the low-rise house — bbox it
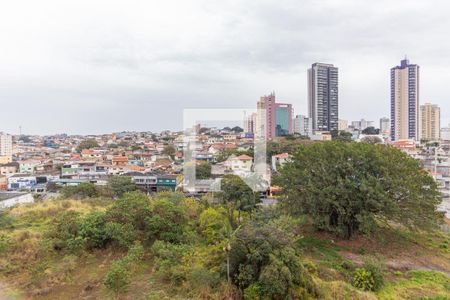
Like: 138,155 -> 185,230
112,155 -> 129,166
19,160 -> 40,174
229,154 -> 253,173
223,134 -> 238,142
156,174 -> 182,192
81,149 -> 95,159
0,162 -> 19,176
208,143 -> 237,156
61,162 -> 108,179
391,139 -> 417,154
35,161 -> 54,174
8,174 -> 37,191
126,172 -> 158,192
207,137 -> 224,145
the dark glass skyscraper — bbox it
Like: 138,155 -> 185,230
308,63 -> 339,133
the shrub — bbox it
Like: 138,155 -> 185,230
303,260 -> 318,275
186,266 -> 220,291
78,211 -> 109,249
106,191 -> 151,231
49,211 -> 80,250
244,284 -> 262,300
104,260 -> 131,294
146,199 -> 187,243
340,260 -> 354,271
362,256 -> 384,291
199,207 -> 229,243
66,236 -> 86,254
122,241 -> 144,265
104,222 -> 137,249
230,222 -> 318,299
353,268 -> 375,291
151,240 -> 191,284
104,242 -> 144,294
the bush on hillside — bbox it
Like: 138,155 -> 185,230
104,242 -> 144,295
106,191 -> 151,231
104,222 -> 137,249
229,220 -> 318,299
104,259 -> 131,294
146,199 -> 187,243
353,268 -> 375,291
352,257 -> 385,292
78,211 -> 109,249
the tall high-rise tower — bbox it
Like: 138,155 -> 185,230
390,58 -> 419,141
308,63 -> 339,133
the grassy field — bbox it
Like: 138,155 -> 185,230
0,198 -> 449,300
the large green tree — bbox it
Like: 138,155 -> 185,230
278,142 -> 443,238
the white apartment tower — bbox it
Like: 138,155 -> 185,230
0,132 -> 13,157
293,115 -> 313,137
390,58 -> 419,141
379,117 -> 390,135
420,103 -> 440,141
243,112 -> 257,134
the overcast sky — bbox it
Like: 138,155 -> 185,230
1,0 -> 449,135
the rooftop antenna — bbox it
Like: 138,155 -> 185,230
19,125 -> 22,136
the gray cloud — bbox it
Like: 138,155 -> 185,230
0,0 -> 449,134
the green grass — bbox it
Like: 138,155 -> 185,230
295,235 -> 360,283
377,270 -> 450,300
296,236 -> 343,260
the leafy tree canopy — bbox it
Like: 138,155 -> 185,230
331,130 -> 353,142
278,142 -> 443,238
231,126 -> 243,133
362,126 -> 380,135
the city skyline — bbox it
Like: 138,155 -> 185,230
1,1 -> 450,135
